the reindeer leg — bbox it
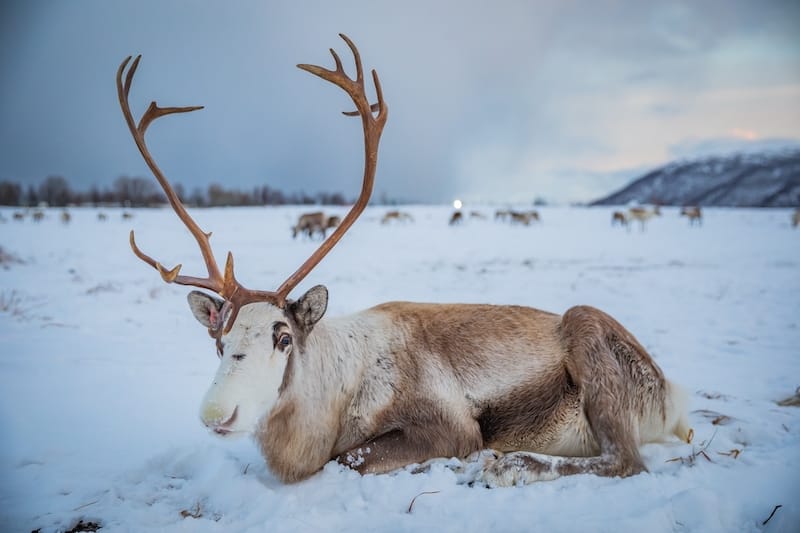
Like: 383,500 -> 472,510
479,305 -> 653,487
478,386 -> 646,487
337,430 -> 433,474
478,401 -> 646,487
337,413 -> 483,475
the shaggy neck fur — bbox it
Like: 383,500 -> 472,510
256,312 -> 386,482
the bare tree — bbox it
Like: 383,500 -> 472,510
114,176 -> 163,206
0,181 -> 21,206
38,176 -> 72,206
24,185 -> 38,207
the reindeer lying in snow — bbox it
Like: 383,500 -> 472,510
117,36 -> 690,487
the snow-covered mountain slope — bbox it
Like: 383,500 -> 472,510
592,149 -> 800,207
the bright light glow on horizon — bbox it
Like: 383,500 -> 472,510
731,128 -> 758,141
453,199 -> 463,209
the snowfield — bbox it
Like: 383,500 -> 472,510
1,205 -> 799,532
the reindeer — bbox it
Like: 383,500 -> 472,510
680,206 -> 702,226
509,211 -> 535,226
12,211 -> 25,221
32,210 -> 45,222
611,211 -> 628,228
292,211 -> 324,239
122,211 -> 134,220
494,209 -> 510,222
97,212 -> 108,221
792,208 -> 799,228
292,211 -> 326,239
449,210 -> 464,225
627,205 -> 661,231
117,35 -> 689,487
60,210 -> 72,224
381,210 -> 414,224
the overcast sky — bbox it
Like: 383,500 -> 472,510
1,1 -> 798,204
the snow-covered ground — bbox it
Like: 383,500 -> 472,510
1,205 -> 799,532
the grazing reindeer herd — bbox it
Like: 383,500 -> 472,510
115,35 -> 693,488
445,208 -> 541,226
4,209 -> 129,223
611,205 -> 707,231
367,203 -> 795,232
611,205 -> 661,231
9,204 -> 793,234
495,209 -> 541,225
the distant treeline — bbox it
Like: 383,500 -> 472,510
0,176 -> 354,207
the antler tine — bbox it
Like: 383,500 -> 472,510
329,48 -> 345,75
122,55 -> 139,100
116,55 -> 226,294
280,34 -> 388,302
340,33 -> 364,84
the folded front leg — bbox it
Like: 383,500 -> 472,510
338,416 -> 483,475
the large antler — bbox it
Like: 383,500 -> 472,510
284,34 -> 388,298
117,34 -> 387,333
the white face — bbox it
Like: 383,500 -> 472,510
196,301 -> 295,437
187,286 -> 328,438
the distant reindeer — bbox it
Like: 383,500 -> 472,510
60,210 -> 71,224
13,211 -> 25,221
497,210 -> 539,225
509,210 -> 537,226
32,210 -> 45,222
381,210 -> 413,224
469,211 -> 487,220
292,211 -> 326,239
627,206 -> 661,231
494,209 -> 510,222
680,206 -> 702,226
122,211 -> 134,220
449,210 -> 464,225
611,211 -> 629,228
97,212 -> 108,221
792,208 -> 799,228
119,35 -> 689,487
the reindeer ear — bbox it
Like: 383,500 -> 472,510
187,291 -> 225,328
289,285 -> 328,330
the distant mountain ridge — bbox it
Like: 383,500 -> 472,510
591,149 -> 800,207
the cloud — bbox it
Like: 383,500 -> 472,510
669,136 -> 800,160
1,0 -> 799,204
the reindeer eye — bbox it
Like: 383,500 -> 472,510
279,334 -> 292,347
